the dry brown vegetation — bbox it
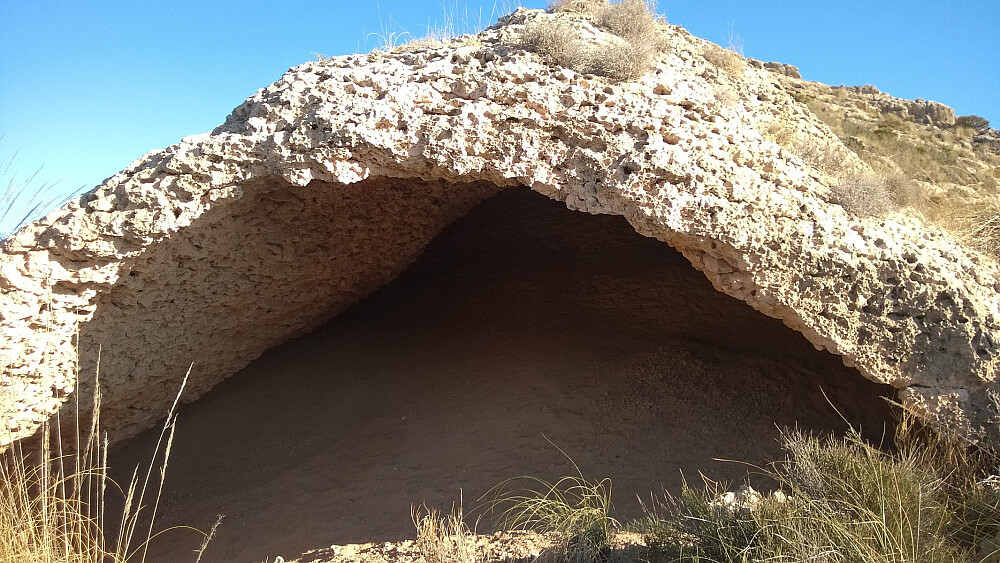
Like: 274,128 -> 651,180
770,79 -> 1000,259
703,44 -> 746,78
549,0 -> 609,12
827,172 -> 896,218
517,0 -> 667,81
0,369 -> 213,563
411,503 -> 480,563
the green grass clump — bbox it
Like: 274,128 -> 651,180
486,449 -> 618,563
638,418 -> 1000,562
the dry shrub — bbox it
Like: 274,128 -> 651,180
798,141 -> 854,179
763,114 -> 855,179
704,44 -> 746,77
518,20 -> 586,69
549,0 -> 609,12
584,39 -> 657,81
828,172 -> 896,217
956,114 -> 991,135
412,503 -> 480,563
595,0 -> 659,42
879,169 -> 922,208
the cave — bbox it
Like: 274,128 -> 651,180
107,186 -> 895,562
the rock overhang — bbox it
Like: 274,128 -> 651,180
1,8 -> 999,448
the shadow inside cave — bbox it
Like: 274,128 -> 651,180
108,187 -> 896,563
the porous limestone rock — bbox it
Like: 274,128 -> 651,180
1,8 -> 999,448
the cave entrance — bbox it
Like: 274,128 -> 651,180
110,187 -> 895,562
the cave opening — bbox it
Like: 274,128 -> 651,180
109,186 -> 895,562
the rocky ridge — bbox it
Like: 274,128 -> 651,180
1,7 -> 999,449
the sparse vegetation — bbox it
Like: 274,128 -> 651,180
461,413 -> 1000,563
550,0 -> 609,13
798,90 -> 1000,194
516,0 -> 666,81
637,417 -> 1000,562
373,1 -> 523,54
771,80 -> 1000,255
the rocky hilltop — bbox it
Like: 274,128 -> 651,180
1,3 -> 999,454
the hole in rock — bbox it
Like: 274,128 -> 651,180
109,187 -> 895,562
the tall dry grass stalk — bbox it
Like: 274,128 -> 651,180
1,145 -> 84,241
0,359 -> 212,562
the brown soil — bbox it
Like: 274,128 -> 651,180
109,187 -> 895,562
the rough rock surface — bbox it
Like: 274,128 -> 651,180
1,8 -> 999,448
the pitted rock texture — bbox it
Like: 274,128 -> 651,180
1,8 -> 999,447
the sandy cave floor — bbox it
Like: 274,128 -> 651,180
108,188 -> 896,562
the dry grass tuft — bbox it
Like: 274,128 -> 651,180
1,150 -> 83,241
392,37 -> 446,53
763,117 -> 797,148
935,196 -> 1000,256
485,441 -> 618,563
412,502 -> 480,563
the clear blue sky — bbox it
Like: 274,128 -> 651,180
1,1 -> 997,235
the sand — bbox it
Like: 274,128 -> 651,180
108,188 -> 895,562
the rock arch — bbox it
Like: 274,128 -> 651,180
2,9 -> 998,450
108,186 -> 895,560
